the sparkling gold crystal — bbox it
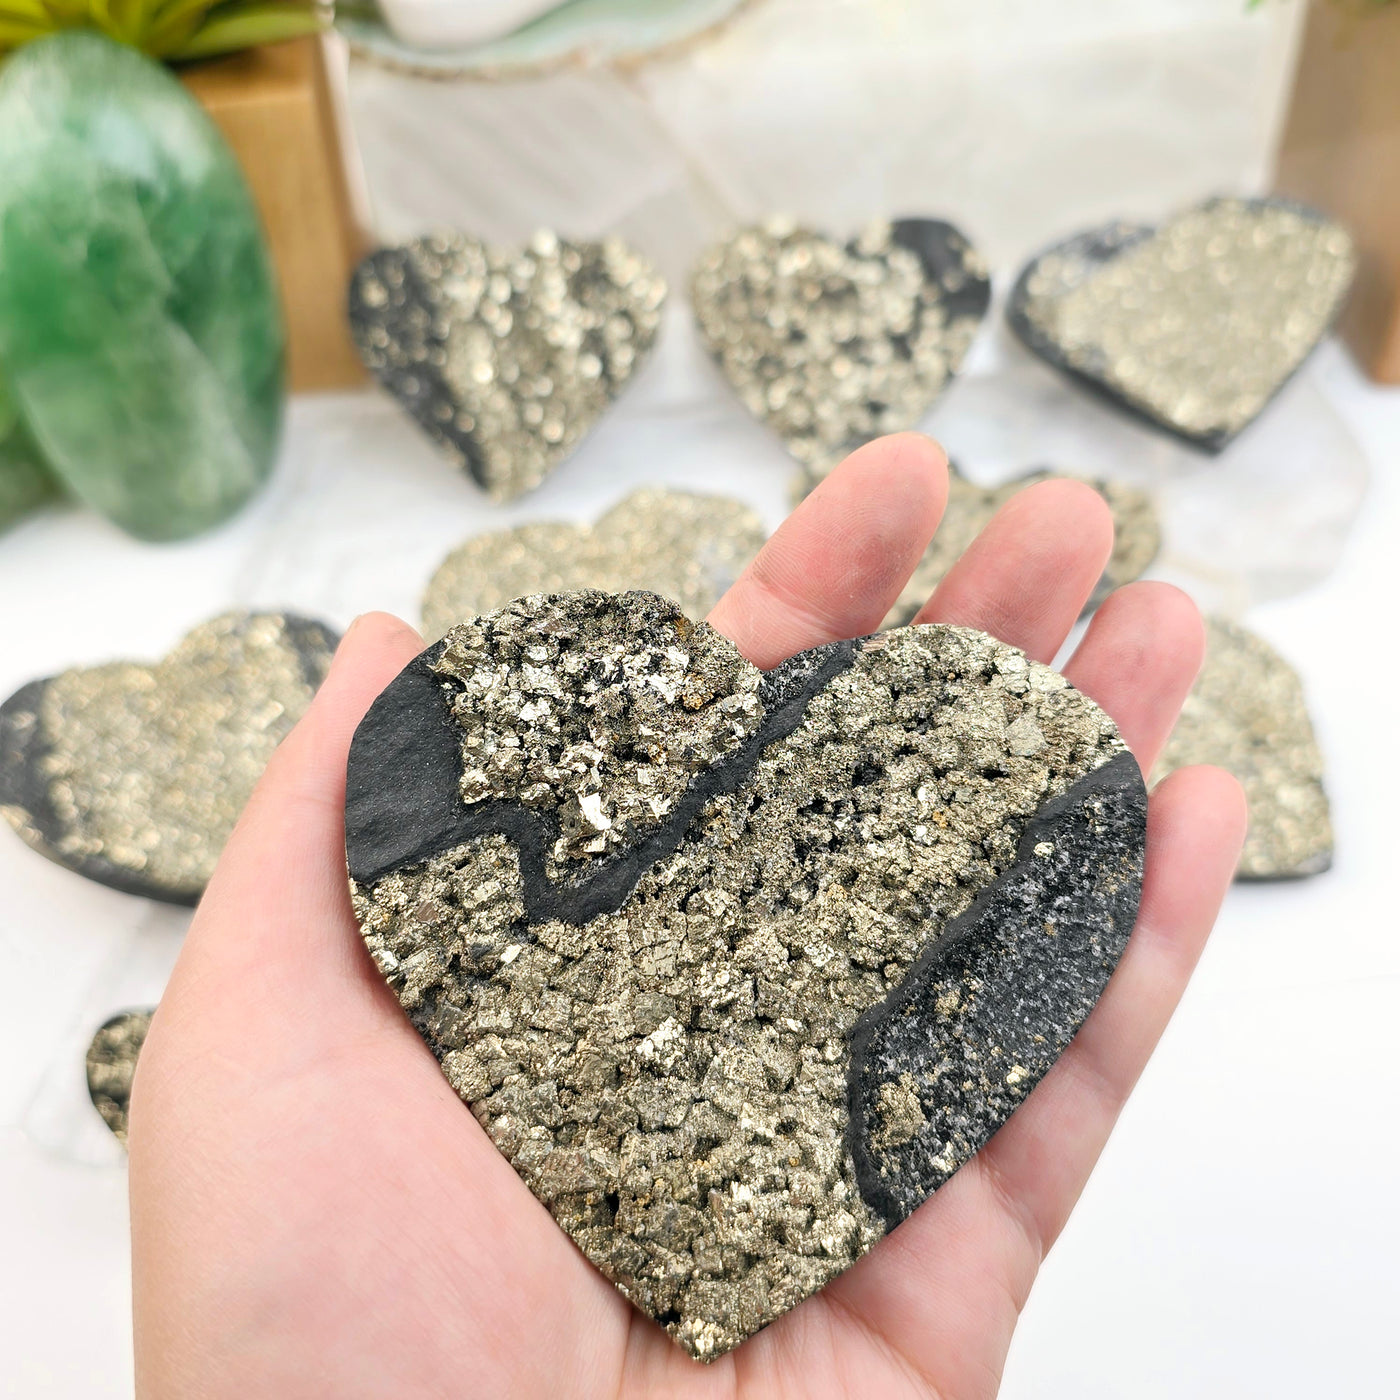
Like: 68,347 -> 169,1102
429,595 -> 764,870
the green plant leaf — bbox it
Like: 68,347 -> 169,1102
0,0 -> 322,53
167,2 -> 320,58
144,11 -> 203,53
0,14 -> 50,40
39,0 -> 96,20
109,0 -> 154,43
143,0 -> 220,54
0,0 -> 52,23
148,0 -> 218,29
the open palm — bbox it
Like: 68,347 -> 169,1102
129,434 -> 1245,1399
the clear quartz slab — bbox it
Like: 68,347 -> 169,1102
923,329 -> 1369,617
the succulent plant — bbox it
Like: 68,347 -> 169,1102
0,0 -> 324,62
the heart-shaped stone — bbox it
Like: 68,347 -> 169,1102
349,231 -> 667,502
692,218 -> 990,488
87,1008 -> 153,1143
345,592 -> 1146,1360
420,488 -> 766,640
1155,616 -> 1330,879
881,464 -> 1161,629
1007,197 -> 1356,451
0,612 -> 338,904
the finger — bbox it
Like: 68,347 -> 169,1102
1062,581 -> 1205,772
914,478 -> 1113,662
709,432 -> 948,668
185,612 -> 423,981
819,765 -> 1246,1396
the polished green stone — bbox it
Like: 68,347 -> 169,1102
0,33 -> 284,542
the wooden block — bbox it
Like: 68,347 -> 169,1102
183,36 -> 371,393
1274,0 -> 1400,385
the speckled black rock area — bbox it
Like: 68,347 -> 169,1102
345,591 -> 1146,1361
0,613 -> 338,904
1007,196 -> 1355,452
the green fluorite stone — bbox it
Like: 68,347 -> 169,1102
0,33 -> 284,541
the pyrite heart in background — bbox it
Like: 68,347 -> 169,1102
87,1009 -> 153,1143
1007,196 -> 1356,452
420,488 -> 766,639
1155,617 -> 1331,880
881,465 -> 1161,629
692,217 -> 990,490
349,231 -> 667,502
345,592 -> 1146,1361
0,612 -> 338,904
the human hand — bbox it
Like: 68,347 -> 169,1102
129,434 -> 1246,1398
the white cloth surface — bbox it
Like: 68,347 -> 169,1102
3,2 -> 1398,1394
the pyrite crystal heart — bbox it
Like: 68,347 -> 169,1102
421,488 -> 767,640
692,218 -> 990,489
0,612 -> 338,903
349,231 -> 667,502
1155,617 -> 1330,880
1007,196 -> 1356,451
346,592 -> 1146,1360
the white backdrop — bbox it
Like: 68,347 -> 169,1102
3,2 -> 1399,1395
